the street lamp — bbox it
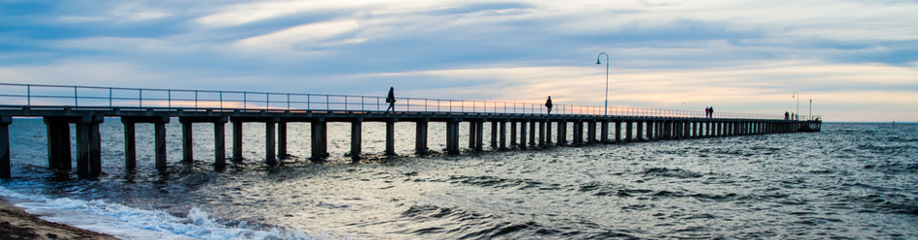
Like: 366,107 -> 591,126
792,91 -> 799,120
596,52 -> 609,116
809,99 -> 812,120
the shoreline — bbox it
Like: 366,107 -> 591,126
0,197 -> 118,240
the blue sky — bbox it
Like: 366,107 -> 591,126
1,0 -> 916,121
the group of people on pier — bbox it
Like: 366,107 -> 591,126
705,107 -> 715,118
784,111 -> 798,120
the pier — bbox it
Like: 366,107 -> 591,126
0,83 -> 821,179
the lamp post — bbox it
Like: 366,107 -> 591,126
596,52 -> 609,116
809,99 -> 812,120
792,91 -> 799,120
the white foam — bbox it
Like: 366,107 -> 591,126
0,186 -> 326,240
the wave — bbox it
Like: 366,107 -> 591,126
0,186 -> 323,240
642,167 -> 704,178
399,204 -> 565,239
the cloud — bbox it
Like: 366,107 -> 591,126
0,0 -> 916,121
235,19 -> 364,51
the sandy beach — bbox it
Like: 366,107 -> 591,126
0,197 -> 117,240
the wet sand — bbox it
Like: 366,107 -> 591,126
0,197 -> 117,240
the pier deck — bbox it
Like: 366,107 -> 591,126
0,83 -> 821,178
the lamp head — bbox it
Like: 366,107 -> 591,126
596,59 -> 601,65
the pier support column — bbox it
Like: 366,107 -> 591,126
658,121 -> 664,139
475,121 -> 484,151
732,122 -> 739,136
510,121 -> 517,148
278,121 -> 287,158
182,120 -> 193,163
351,119 -> 362,158
614,121 -> 622,143
311,120 -> 328,160
636,121 -> 644,141
529,120 -> 536,147
546,120 -> 553,145
587,120 -> 596,143
692,122 -> 698,138
1,116 -> 11,179
672,121 -> 679,139
265,119 -> 277,165
519,121 -> 528,150
557,120 -> 567,146
232,119 -> 243,161
153,119 -> 167,172
538,120 -> 546,147
646,121 -> 655,141
44,118 -> 72,171
706,121 -> 714,137
468,122 -> 477,149
415,120 -> 428,154
573,121 -> 583,145
490,121 -> 498,149
386,120 -> 396,156
664,120 -> 672,139
75,115 -> 104,177
499,121 -> 507,150
446,120 -> 460,154
123,122 -> 135,171
600,121 -> 609,143
214,118 -> 227,168
625,121 -> 633,142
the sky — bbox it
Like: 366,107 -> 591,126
1,0 -> 916,122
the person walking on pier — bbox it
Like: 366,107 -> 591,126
785,111 -> 789,120
545,96 -> 553,114
386,87 -> 396,112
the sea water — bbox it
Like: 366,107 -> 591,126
1,119 -> 916,239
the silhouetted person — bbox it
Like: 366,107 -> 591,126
709,107 -> 714,118
545,96 -> 553,114
784,111 -> 789,120
386,87 -> 396,112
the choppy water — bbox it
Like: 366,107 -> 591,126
1,120 -> 916,239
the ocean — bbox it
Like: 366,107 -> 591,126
1,120 -> 916,239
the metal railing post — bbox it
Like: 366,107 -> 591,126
74,86 -> 78,106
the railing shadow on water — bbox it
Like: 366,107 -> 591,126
0,83 -> 817,120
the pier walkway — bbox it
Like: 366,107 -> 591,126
0,83 -> 821,178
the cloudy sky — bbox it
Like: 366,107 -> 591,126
1,0 -> 916,122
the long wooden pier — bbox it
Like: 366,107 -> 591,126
0,83 -> 821,179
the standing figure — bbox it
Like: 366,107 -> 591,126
709,107 -> 714,118
386,87 -> 396,112
785,111 -> 789,120
545,96 -> 553,114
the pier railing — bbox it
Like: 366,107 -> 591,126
0,83 -> 814,120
